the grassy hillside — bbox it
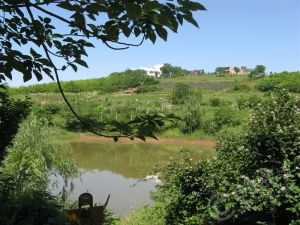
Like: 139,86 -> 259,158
8,72 -> 300,140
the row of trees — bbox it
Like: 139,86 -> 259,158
9,69 -> 158,94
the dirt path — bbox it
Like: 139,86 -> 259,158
79,134 -> 216,147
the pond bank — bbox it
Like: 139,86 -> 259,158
78,134 -> 216,147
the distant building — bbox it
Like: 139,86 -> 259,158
136,64 -> 164,77
216,66 -> 249,75
225,67 -> 237,74
240,66 -> 248,74
190,70 -> 204,76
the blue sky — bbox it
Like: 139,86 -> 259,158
7,0 -> 300,87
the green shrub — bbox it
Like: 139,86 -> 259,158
232,83 -> 250,91
178,97 -> 201,134
136,85 -> 160,93
257,72 -> 300,93
214,106 -> 240,128
9,69 -> 159,94
170,83 -> 193,104
256,80 -> 278,92
154,89 -> 300,225
209,97 -> 221,107
0,181 -> 67,225
1,114 -> 78,191
0,86 -> 31,159
237,95 -> 261,110
117,204 -> 166,225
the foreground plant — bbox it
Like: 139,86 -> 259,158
0,0 -> 205,139
152,89 -> 300,225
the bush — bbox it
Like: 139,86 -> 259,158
256,80 -> 278,92
9,69 -> 159,94
178,97 -> 201,134
0,86 -> 31,159
170,83 -> 193,104
237,95 -> 261,110
135,85 -> 160,93
209,97 -> 221,107
257,72 -> 300,93
232,83 -> 250,91
214,107 -> 240,128
154,89 -> 300,225
1,114 -> 78,191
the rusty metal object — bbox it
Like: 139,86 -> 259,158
67,193 -> 110,225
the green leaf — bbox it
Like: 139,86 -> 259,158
125,3 -> 142,18
33,70 -> 43,81
44,17 -> 51,24
156,26 -> 168,41
23,71 -> 32,82
70,64 -> 78,72
134,27 -> 141,37
181,1 -> 206,11
177,14 -> 183,25
75,59 -> 88,68
146,30 -> 156,44
148,13 -> 168,26
72,12 -> 86,28
57,1 -> 76,11
144,1 -> 163,12
182,14 -> 199,27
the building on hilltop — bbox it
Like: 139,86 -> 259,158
215,66 -> 249,75
240,66 -> 248,74
136,64 -> 164,77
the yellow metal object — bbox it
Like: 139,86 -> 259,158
67,193 -> 105,225
67,206 -> 104,225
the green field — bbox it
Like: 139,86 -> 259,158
10,72 -> 295,141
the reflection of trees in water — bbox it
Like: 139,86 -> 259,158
71,142 -> 214,179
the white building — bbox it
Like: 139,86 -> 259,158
137,64 -> 164,77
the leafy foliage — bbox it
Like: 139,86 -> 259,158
161,63 -> 190,78
178,96 -> 201,134
154,89 -> 300,225
0,85 -> 31,159
257,72 -> 300,93
9,69 -> 158,94
1,114 -> 78,191
248,65 -> 266,80
0,176 -> 67,225
170,83 -> 193,104
0,0 -> 205,83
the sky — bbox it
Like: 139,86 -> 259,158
6,0 -> 300,87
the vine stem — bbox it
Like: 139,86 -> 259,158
24,1 -> 134,140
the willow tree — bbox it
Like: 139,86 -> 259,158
0,0 -> 205,140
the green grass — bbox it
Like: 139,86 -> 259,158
11,73 -> 295,141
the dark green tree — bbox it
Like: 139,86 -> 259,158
215,67 -> 227,75
233,66 -> 240,74
161,63 -> 189,78
249,65 -> 266,80
253,65 -> 266,75
0,85 -> 31,159
170,83 -> 192,104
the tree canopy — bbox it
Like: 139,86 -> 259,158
0,0 -> 205,140
0,0 -> 205,83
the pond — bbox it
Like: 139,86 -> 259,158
58,140 -> 215,216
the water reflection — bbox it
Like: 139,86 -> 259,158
69,170 -> 156,216
69,141 -> 215,216
72,141 -> 214,178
